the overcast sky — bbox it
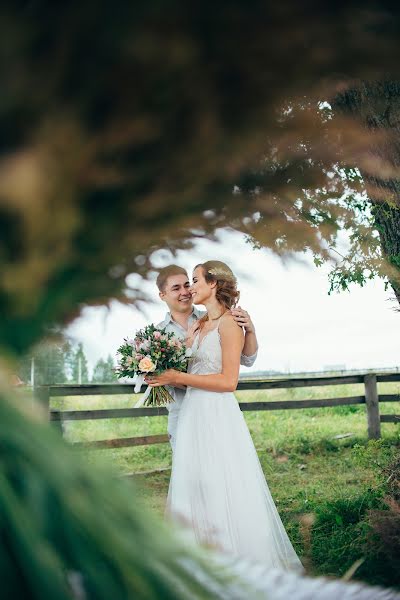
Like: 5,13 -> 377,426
65,230 -> 400,375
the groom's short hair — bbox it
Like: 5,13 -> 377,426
156,265 -> 188,291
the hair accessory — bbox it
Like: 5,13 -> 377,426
204,261 -> 236,283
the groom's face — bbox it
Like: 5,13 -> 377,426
159,274 -> 193,314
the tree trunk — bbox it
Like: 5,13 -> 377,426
332,81 -> 400,305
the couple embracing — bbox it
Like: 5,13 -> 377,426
146,261 -> 303,572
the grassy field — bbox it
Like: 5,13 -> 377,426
52,381 -> 400,588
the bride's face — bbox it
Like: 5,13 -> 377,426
190,266 -> 214,304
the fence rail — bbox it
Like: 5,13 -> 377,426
37,372 -> 400,449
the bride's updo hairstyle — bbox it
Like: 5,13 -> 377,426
197,260 -> 240,311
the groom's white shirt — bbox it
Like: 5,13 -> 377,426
157,308 -> 257,450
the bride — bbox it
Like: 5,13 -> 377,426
146,260 -> 303,572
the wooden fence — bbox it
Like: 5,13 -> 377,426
35,372 -> 400,449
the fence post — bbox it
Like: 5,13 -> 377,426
34,386 -> 50,412
34,386 -> 63,434
364,374 -> 380,439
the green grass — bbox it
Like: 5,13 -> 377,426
50,383 -> 400,587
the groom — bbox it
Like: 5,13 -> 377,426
156,264 -> 258,451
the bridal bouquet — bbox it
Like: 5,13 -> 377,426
116,324 -> 191,407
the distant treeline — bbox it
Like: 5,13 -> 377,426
18,340 -> 117,385
240,366 -> 400,379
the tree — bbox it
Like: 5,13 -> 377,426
62,339 -> 75,382
2,3 -> 400,597
18,340 -> 68,385
1,2 -> 400,356
71,343 -> 89,384
331,81 -> 400,304
92,355 -> 118,383
239,95 -> 400,306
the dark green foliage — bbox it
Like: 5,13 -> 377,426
311,493 -> 383,580
0,3 -> 400,597
332,81 -> 400,303
367,500 -> 400,587
311,441 -> 400,588
0,390 -> 244,599
366,454 -> 400,586
1,3 -> 400,354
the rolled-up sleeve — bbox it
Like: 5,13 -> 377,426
240,351 -> 257,367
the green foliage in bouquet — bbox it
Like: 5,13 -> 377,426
116,325 -> 188,379
116,325 -> 190,406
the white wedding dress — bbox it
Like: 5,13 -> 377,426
166,321 -> 303,572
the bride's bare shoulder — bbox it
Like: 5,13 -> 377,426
220,312 -> 235,324
219,312 -> 244,337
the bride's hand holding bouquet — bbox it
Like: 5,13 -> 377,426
146,321 -> 200,388
145,369 -> 183,387
115,324 -> 191,407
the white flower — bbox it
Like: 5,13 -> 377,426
185,348 -> 193,358
138,356 -> 157,372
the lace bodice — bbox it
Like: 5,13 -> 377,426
188,327 -> 222,375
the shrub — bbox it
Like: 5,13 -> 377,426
366,454 -> 400,587
311,492 -> 387,584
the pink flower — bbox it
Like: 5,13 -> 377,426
140,340 -> 151,351
153,331 -> 162,340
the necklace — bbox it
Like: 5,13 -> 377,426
208,310 -> 227,321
